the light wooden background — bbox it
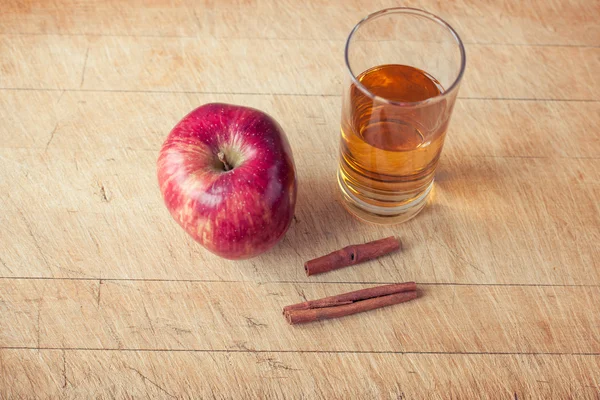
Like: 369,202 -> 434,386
1,0 -> 599,398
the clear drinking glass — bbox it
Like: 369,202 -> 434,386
337,8 -> 466,224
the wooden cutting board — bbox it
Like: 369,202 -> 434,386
1,0 -> 599,398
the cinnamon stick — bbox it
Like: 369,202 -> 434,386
283,282 -> 418,325
283,282 -> 416,313
285,291 -> 417,325
304,236 -> 400,276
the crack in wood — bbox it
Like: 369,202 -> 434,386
166,325 -> 192,335
36,300 -> 41,349
244,316 -> 267,328
13,204 -> 51,269
44,123 -> 58,152
0,257 -> 12,274
435,239 -> 485,275
191,9 -> 203,33
106,325 -> 124,350
142,301 -> 157,337
79,47 -> 89,88
62,350 -> 68,388
96,280 -> 102,308
73,153 -> 80,172
3,346 -> 600,357
231,341 -> 254,352
2,86 -> 600,102
256,355 -> 300,372
0,276 -> 598,288
124,365 -> 176,398
296,288 -> 308,302
97,182 -> 111,203
56,90 -> 65,104
35,282 -> 48,350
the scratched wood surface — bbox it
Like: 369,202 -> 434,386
1,0 -> 599,398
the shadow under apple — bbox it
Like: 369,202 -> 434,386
233,167 -> 364,281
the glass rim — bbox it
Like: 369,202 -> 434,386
344,7 -> 466,107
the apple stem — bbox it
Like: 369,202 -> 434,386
217,151 -> 232,171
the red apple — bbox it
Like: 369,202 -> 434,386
157,103 -> 297,260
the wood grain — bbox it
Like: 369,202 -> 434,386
1,0 -> 599,397
2,0 -> 599,46
1,146 -> 598,285
1,36 -> 599,100
2,350 -> 599,399
3,91 -> 599,158
1,91 -> 598,286
2,279 -> 600,354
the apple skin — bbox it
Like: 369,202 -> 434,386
157,103 -> 297,260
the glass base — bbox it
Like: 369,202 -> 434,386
337,170 -> 433,224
